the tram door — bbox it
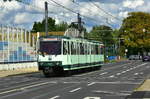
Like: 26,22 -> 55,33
70,42 -> 78,67
63,40 -> 69,66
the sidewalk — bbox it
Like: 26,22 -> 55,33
0,67 -> 39,77
136,79 -> 150,91
126,79 -> 150,99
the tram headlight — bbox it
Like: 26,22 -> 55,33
56,62 -> 60,66
56,62 -> 61,66
38,51 -> 42,55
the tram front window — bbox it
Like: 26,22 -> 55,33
40,41 -> 61,55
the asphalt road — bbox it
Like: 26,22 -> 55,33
0,60 -> 149,99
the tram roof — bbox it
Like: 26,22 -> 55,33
39,35 -> 103,44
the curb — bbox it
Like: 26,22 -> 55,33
0,67 -> 39,78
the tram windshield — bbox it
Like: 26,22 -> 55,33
39,41 -> 61,55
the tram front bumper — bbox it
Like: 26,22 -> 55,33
38,62 -> 62,70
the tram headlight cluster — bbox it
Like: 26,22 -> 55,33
56,62 -> 60,66
38,51 -> 47,55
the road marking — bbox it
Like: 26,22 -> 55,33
139,63 -> 147,66
134,73 -> 139,75
109,75 -> 115,78
63,82 -> 80,84
116,73 -> 121,75
126,69 -> 130,72
130,68 -> 133,70
87,82 -> 95,86
140,72 -> 143,75
69,87 -> 81,93
84,97 -> 101,99
76,62 -> 132,77
122,71 -> 126,73
0,81 -> 56,95
99,72 -> 108,75
94,81 -> 140,84
76,70 -> 100,76
93,90 -> 130,96
49,95 -> 60,99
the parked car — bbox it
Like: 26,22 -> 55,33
142,55 -> 150,62
129,55 -> 141,60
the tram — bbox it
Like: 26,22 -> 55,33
37,35 -> 104,77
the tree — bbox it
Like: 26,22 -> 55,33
119,12 -> 150,55
32,17 -> 70,33
55,22 -> 68,31
88,25 -> 114,45
32,17 -> 56,32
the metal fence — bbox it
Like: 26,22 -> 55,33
0,25 -> 36,63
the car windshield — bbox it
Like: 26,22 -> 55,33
40,41 -> 61,55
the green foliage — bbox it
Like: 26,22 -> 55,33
32,17 -> 69,32
87,25 -> 114,45
120,12 -> 150,53
55,22 -> 68,31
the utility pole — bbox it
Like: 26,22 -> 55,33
71,13 -> 84,38
45,1 -> 48,36
77,13 -> 82,34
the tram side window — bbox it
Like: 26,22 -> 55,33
80,43 -> 84,55
71,42 -> 76,55
88,44 -> 91,55
95,45 -> 98,54
98,45 -> 101,54
68,42 -> 70,54
100,45 -> 104,54
91,45 -> 95,54
84,44 -> 88,54
63,41 -> 68,55
91,45 -> 93,54
77,43 -> 80,54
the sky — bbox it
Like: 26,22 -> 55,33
0,0 -> 150,31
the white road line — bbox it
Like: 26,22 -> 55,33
49,95 -> 60,99
75,62 -> 132,77
122,71 -> 126,73
140,72 -> 143,75
63,82 -> 80,84
139,63 -> 147,66
84,97 -> 101,99
109,75 -> 115,78
94,81 -> 140,84
126,69 -> 130,72
134,73 -> 139,75
87,82 -> 95,86
130,68 -> 133,70
93,90 -> 131,96
76,70 -> 100,76
69,87 -> 81,93
116,73 -> 121,75
0,81 -> 56,95
99,72 -> 108,75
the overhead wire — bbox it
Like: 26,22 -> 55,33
2,0 -> 118,29
88,0 -> 122,21
48,0 -> 102,24
70,0 -> 116,27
